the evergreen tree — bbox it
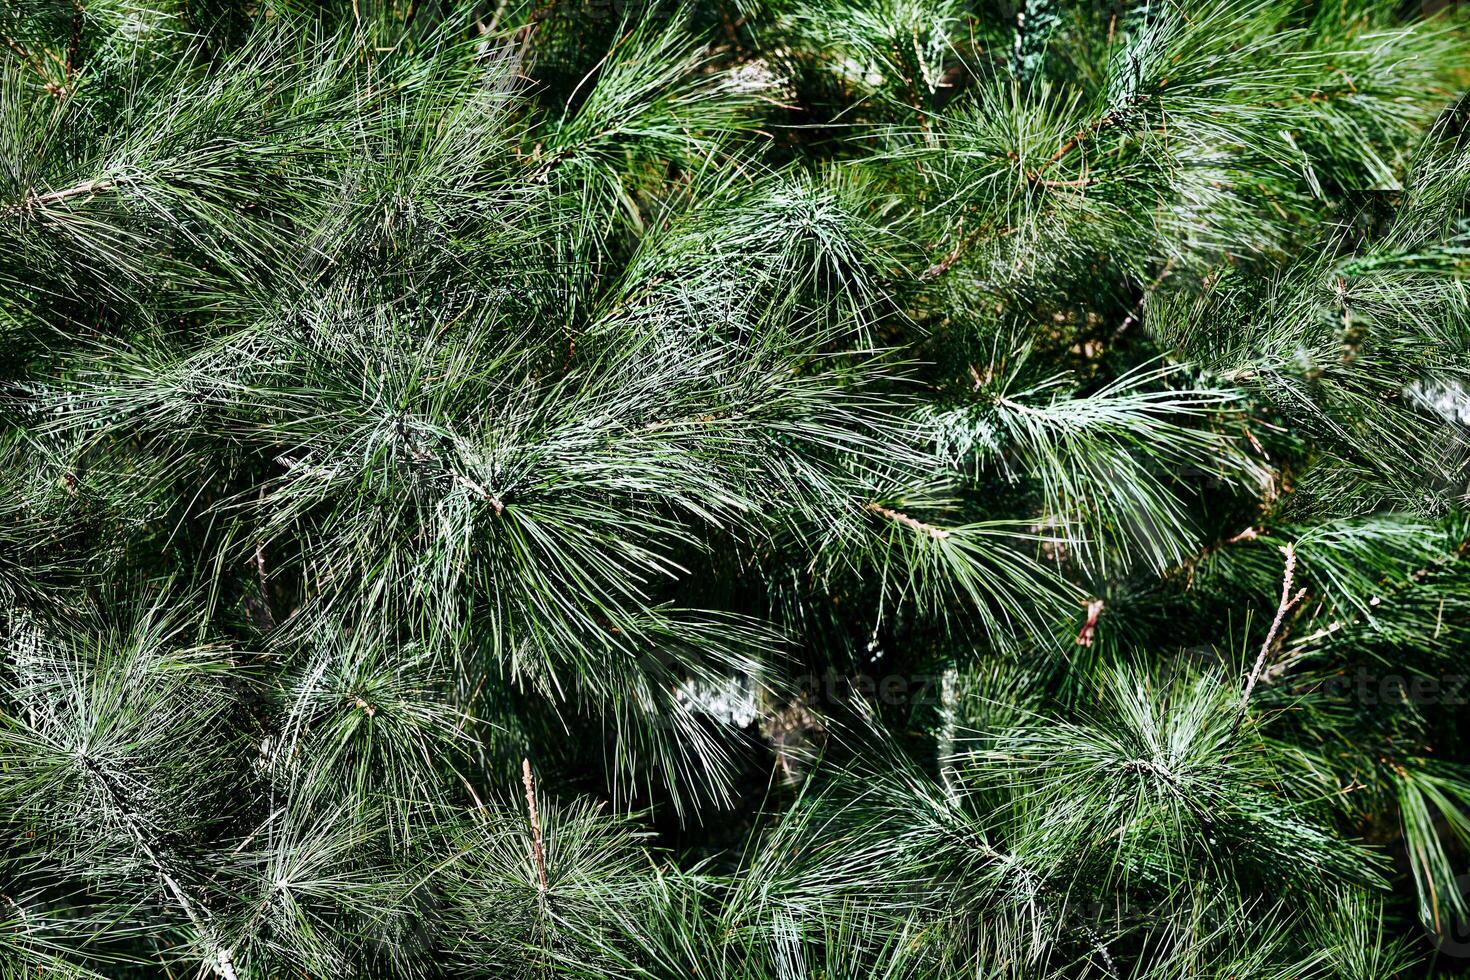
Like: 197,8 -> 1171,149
2,0 -> 1470,975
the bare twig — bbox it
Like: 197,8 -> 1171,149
1025,109 -> 1123,185
250,485 -> 276,631
921,218 -> 970,280
1036,176 -> 1094,190
4,177 -> 115,218
521,758 -> 548,893
67,0 -> 82,80
451,472 -> 505,513
2,34 -> 46,79
916,106 -> 1146,283
253,539 -> 275,631
1233,544 -> 1307,734
484,0 -> 513,34
1075,598 -> 1104,647
1264,533 -> 1470,684
865,501 -> 951,540
32,178 -> 112,207
1113,258 -> 1176,341
514,0 -> 553,58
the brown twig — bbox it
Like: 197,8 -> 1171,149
2,34 -> 46,78
1233,543 -> 1307,734
1075,598 -> 1105,647
1036,175 -> 1095,190
250,484 -> 276,631
32,177 -> 112,206
253,539 -> 275,631
452,472 -> 505,513
1113,258 -> 1176,341
1026,110 -> 1121,185
865,501 -> 951,540
920,219 -> 971,280
66,0 -> 82,80
919,110 -> 1128,279
515,0 -> 553,58
522,758 -> 548,893
1264,533 -> 1470,684
4,177 -> 115,218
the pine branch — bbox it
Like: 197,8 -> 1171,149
1,2 -> 1465,973
78,756 -> 238,980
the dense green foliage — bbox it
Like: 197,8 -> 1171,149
3,0 -> 1470,975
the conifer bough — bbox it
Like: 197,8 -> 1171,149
2,0 -> 1470,976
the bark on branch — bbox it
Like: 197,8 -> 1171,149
521,758 -> 548,893
865,501 -> 951,539
1233,543 -> 1307,735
